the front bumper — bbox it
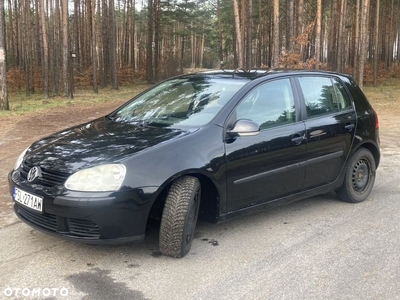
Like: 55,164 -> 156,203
9,170 -> 158,244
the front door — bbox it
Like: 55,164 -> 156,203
225,78 -> 307,212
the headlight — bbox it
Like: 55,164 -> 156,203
65,164 -> 126,192
14,147 -> 30,170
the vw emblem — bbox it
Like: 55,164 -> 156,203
27,166 -> 42,183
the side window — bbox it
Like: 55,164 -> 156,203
298,77 -> 339,118
235,79 -> 295,130
332,78 -> 353,111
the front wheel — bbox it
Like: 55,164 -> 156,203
336,148 -> 376,203
159,176 -> 201,258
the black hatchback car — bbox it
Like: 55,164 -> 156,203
9,70 -> 380,257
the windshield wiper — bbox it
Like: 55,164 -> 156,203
105,115 -> 117,121
107,116 -> 161,128
127,119 -> 149,127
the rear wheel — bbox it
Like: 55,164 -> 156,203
336,148 -> 376,203
159,176 -> 201,258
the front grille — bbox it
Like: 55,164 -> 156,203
17,205 -> 57,232
21,162 -> 70,187
69,218 -> 101,238
16,205 -> 100,239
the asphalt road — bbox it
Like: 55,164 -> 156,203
1,131 -> 399,300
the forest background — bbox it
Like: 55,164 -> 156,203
0,0 -> 400,111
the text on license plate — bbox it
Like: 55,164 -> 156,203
13,187 -> 43,212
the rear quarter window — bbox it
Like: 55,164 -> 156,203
332,78 -> 353,111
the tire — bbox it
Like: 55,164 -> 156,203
336,148 -> 376,203
159,176 -> 201,258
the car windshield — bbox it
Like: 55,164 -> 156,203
111,77 -> 247,128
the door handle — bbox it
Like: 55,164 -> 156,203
345,123 -> 355,132
291,134 -> 305,145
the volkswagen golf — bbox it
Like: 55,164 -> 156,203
9,69 -> 380,257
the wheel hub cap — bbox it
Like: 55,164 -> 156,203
352,159 -> 369,193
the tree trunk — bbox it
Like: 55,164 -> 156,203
0,0 -> 8,110
315,0 -> 322,69
97,0 -> 104,87
154,0 -> 160,81
131,0 -> 137,71
286,0 -> 294,52
256,0 -> 262,67
240,0 -> 246,67
102,0 -> 110,86
233,0 -> 243,69
373,0 -> 380,87
190,23 -> 195,68
358,0 -> 370,89
52,0 -> 60,95
200,32 -> 205,68
353,0 -> 361,79
337,0 -> 347,72
38,0 -> 49,97
121,0 -> 128,65
109,0 -> 118,89
246,0 -> 252,69
85,0 -> 92,70
25,0 -> 33,95
297,0 -> 304,59
147,0 -> 154,83
329,0 -> 339,71
272,0 -> 280,68
387,0 -> 395,70
62,0 -> 69,96
217,0 -> 223,67
91,0 -> 98,93
74,0 -> 81,67
232,22 -> 238,68
7,0 -> 15,68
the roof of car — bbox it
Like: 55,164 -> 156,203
187,69 -> 349,81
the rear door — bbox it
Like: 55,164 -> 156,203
224,78 -> 307,212
296,76 -> 356,189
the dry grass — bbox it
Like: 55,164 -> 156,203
364,79 -> 400,111
0,83 -> 150,118
363,78 -> 400,131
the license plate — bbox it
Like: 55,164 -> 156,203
13,187 -> 43,212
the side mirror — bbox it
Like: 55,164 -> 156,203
227,119 -> 260,137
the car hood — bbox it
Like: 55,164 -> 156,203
24,118 -> 192,174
